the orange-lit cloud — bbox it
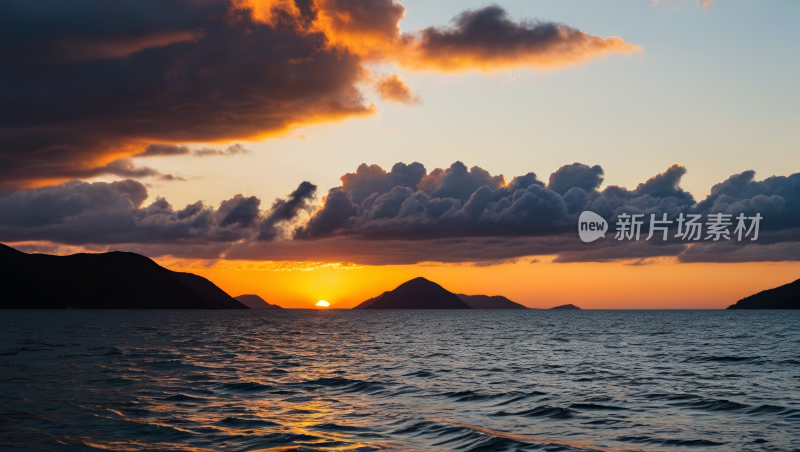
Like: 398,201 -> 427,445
651,0 -> 714,11
373,74 -> 422,105
394,7 -> 640,72
235,1 -> 641,72
0,0 -> 639,189
698,0 -> 715,11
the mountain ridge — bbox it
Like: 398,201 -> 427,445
353,277 -> 471,309
0,243 -> 248,309
235,294 -> 282,309
456,294 -> 528,309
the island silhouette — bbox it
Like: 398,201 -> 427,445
456,294 -> 528,309
235,294 -> 283,309
0,243 -> 247,309
727,277 -> 800,309
551,304 -> 581,310
354,277 -> 529,309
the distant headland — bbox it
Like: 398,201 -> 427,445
0,243 -> 279,309
727,278 -> 800,309
235,294 -> 282,309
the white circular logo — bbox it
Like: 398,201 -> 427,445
578,211 -> 607,243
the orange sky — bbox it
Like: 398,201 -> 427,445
158,257 -> 800,309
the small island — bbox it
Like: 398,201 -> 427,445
551,304 -> 581,310
354,277 -> 529,309
234,294 -> 283,309
354,277 -> 471,309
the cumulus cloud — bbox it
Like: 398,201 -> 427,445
0,179 -> 312,246
548,163 -> 604,195
0,0 -> 638,189
290,161 -> 800,263
4,161 -> 799,265
259,182 -> 318,240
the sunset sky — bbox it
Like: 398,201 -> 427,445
1,0 -> 799,308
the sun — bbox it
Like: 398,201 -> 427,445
315,300 -> 330,307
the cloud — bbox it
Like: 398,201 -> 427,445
62,30 -> 207,61
373,74 -> 423,105
104,159 -> 184,181
138,143 -> 252,158
547,163 -> 604,196
340,162 -> 427,205
418,161 -> 508,201
651,0 -> 714,11
698,0 -> 714,11
259,181 -> 318,240
0,179 -> 312,246
242,1 -> 642,71
396,5 -> 642,72
0,0 -> 374,189
4,161 -> 799,265
0,1 -> 639,189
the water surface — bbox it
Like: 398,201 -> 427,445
1,310 -> 798,451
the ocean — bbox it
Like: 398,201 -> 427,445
1,310 -> 798,451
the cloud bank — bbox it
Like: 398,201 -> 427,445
2,162 -> 799,265
0,0 -> 638,189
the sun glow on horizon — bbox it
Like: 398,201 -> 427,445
315,300 -> 330,307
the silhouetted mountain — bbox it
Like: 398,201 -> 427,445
235,294 -> 282,309
551,304 -> 581,310
0,243 -> 248,309
727,278 -> 800,309
353,292 -> 389,309
456,294 -> 528,309
354,277 -> 471,309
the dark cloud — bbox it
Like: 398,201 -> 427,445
290,161 -> 800,263
340,162 -> 426,205
0,179 -> 312,246
399,5 -> 640,71
0,1 -> 638,189
548,163 -> 604,195
4,161 -> 796,265
104,159 -> 183,181
138,143 -> 252,158
0,0 -> 372,189
418,161 -> 506,201
259,181 -> 317,240
296,188 -> 359,238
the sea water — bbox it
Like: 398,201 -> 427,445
1,310 -> 798,451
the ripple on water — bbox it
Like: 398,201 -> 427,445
0,309 -> 798,451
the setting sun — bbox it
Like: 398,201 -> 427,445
315,300 -> 330,307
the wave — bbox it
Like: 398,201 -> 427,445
685,356 -> 762,363
218,417 -> 281,428
617,435 -> 727,447
570,403 -> 627,410
211,382 -> 273,393
492,405 -> 576,419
